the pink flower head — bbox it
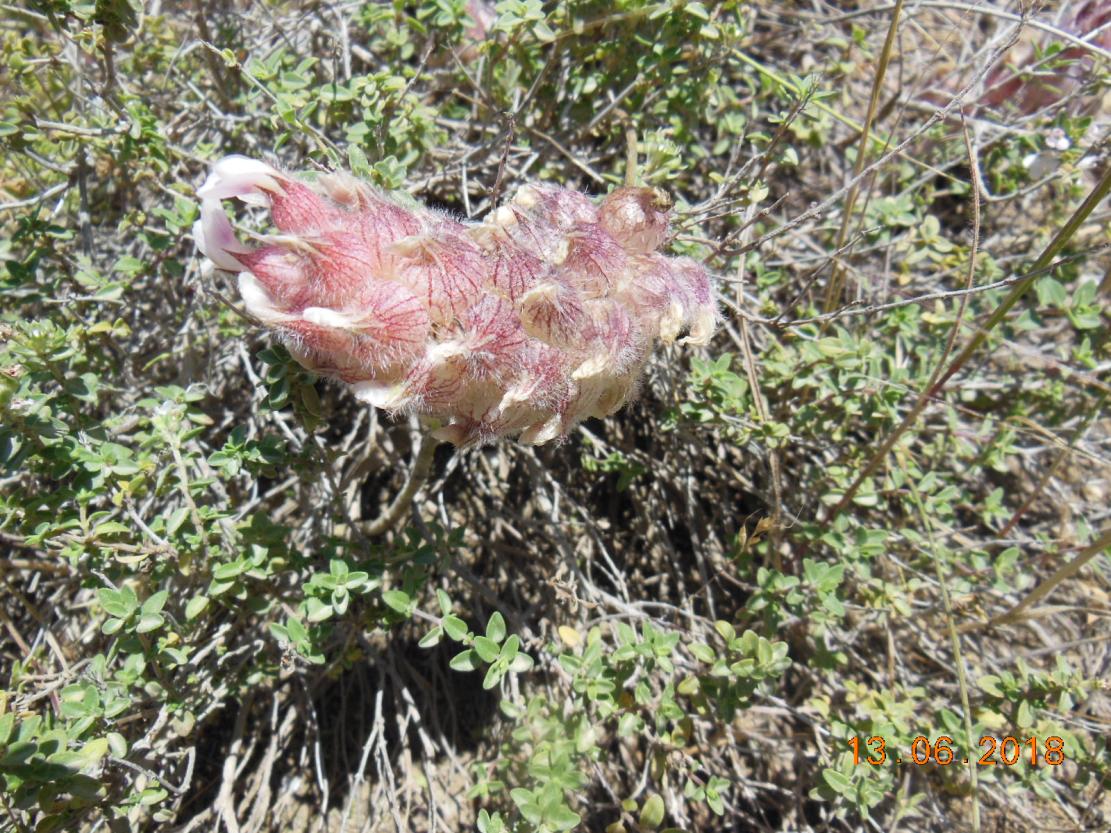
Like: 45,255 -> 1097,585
194,156 -> 718,446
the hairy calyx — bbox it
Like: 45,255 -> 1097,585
195,156 -> 717,446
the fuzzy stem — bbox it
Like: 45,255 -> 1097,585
362,431 -> 439,537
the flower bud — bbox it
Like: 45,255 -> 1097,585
598,186 -> 671,253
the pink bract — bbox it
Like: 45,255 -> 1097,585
194,156 -> 718,446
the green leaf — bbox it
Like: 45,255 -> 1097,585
185,595 -> 209,620
136,613 -> 164,633
382,590 -> 411,614
48,750 -> 89,770
677,675 -> 700,696
212,560 -> 247,581
683,1 -> 710,20
548,804 -> 581,831
559,654 -> 583,673
285,617 -> 308,643
482,663 -> 503,690
139,786 -> 168,806
93,520 -> 131,537
688,642 -> 716,663
977,675 -> 1002,697
499,634 -> 520,660
510,787 -> 535,809
106,733 -> 128,758
442,614 -> 469,642
436,589 -> 452,616
16,715 -> 41,741
141,590 -> 169,615
1035,276 -> 1068,307
32,815 -> 66,833
473,635 -> 500,663
165,506 -> 190,536
822,768 -> 853,796
418,626 -> 443,648
485,611 -> 506,643
305,598 -> 333,623
639,794 -> 665,829
345,571 -> 370,588
79,737 -> 109,764
705,783 -> 725,815
348,144 -> 372,179
1068,309 -> 1101,330
756,638 -> 773,667
449,649 -> 479,672
269,623 -> 290,642
0,740 -> 37,766
98,588 -> 135,619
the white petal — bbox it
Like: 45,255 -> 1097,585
571,353 -> 611,380
195,199 -> 250,271
197,155 -> 283,200
238,273 -> 292,324
498,385 -> 533,407
680,309 -> 716,346
520,416 -> 561,445
520,282 -> 558,307
431,423 -> 470,445
302,306 -> 361,330
658,299 -> 684,344
492,205 -> 518,227
213,155 -> 279,177
513,185 -> 540,209
426,340 -> 467,364
351,380 -> 408,409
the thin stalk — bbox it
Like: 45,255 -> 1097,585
927,163 -> 1111,398
625,122 -> 639,187
822,0 -> 904,314
734,202 -> 784,563
362,432 -> 439,537
996,393 -> 1106,539
830,158 -> 1111,519
730,50 -> 954,190
904,457 -> 980,833
976,527 -> 1111,631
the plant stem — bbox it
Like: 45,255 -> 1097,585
822,0 -> 904,314
362,431 -> 439,537
904,457 -> 980,833
978,527 -> 1111,630
734,202 -> 784,562
625,123 -> 639,187
829,161 -> 1111,519
926,164 -> 1111,398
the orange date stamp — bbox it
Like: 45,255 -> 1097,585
849,735 -> 1066,767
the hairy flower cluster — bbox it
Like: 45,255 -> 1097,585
194,156 -> 716,446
